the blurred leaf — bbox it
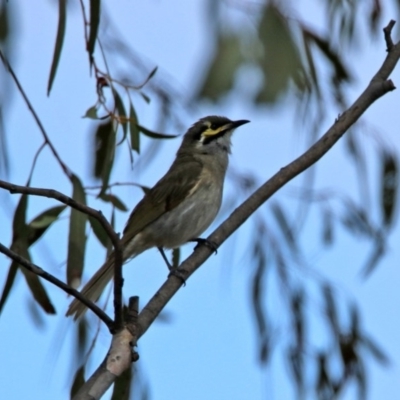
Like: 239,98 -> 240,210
70,365 -> 85,398
304,28 -> 351,85
0,2 -> 10,42
197,34 -> 243,100
66,175 -> 87,288
380,152 -> 398,228
88,0 -> 101,59
0,263 -> 18,314
15,243 -> 56,314
28,206 -> 66,230
93,120 -> 116,194
12,192 -> 29,241
137,124 -> 178,139
47,0 -> 67,95
361,237 -> 385,278
99,193 -> 128,211
129,103 -> 140,153
321,208 -> 334,246
322,284 -> 340,336
361,335 -> 389,366
113,90 -> 128,141
111,365 -> 132,400
256,4 -> 305,103
140,92 -> 151,103
88,215 -> 109,248
290,289 -> 305,348
341,202 -> 374,238
76,318 -> 88,362
271,202 -> 297,252
251,232 -> 270,364
83,105 -> 98,119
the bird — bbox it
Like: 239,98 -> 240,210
66,115 -> 250,319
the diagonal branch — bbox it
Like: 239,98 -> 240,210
0,180 -> 124,328
136,21 -> 400,339
0,50 -> 73,180
0,243 -> 114,329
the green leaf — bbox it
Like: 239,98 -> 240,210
92,120 -> 116,195
12,184 -> 30,241
137,124 -> 177,139
197,34 -> 243,100
256,4 -> 305,103
14,243 -> 56,314
83,105 -> 98,119
99,193 -> 128,211
70,365 -> 86,398
27,205 -> 66,245
29,205 -> 66,230
0,263 -> 18,314
66,175 -> 87,288
129,103 -> 140,153
113,90 -> 128,142
271,202 -> 297,252
88,0 -> 101,59
380,152 -> 398,228
47,0 -> 67,95
88,215 -> 109,248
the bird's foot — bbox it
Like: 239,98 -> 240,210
168,267 -> 187,286
190,238 -> 218,254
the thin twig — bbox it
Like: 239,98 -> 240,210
0,180 -> 120,249
383,20 -> 396,51
0,180 -> 125,328
0,50 -> 73,180
0,243 -> 114,329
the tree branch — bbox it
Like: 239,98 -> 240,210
0,180 -> 124,328
0,243 -> 114,329
70,20 -> 400,399
0,50 -> 73,180
136,22 -> 400,339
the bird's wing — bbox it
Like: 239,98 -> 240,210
121,157 -> 203,245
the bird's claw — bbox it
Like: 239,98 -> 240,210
168,267 -> 187,286
190,238 -> 218,254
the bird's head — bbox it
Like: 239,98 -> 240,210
178,115 -> 250,156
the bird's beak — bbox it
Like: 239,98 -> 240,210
231,119 -> 250,128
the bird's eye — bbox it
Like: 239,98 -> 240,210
210,123 -> 218,130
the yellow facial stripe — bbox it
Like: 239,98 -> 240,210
201,123 -> 230,137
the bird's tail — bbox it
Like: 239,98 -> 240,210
66,254 -> 115,320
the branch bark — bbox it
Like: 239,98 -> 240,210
73,20 -> 400,400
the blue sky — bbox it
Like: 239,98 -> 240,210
1,1 -> 400,399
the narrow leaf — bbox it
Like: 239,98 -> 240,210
0,263 -> 18,314
271,202 -> 297,252
137,124 -> 177,139
88,215 -> 109,248
92,120 -> 116,194
113,90 -> 128,142
70,365 -> 86,398
66,175 -> 87,288
380,152 -> 398,228
88,0 -> 101,59
99,193 -> 128,211
47,0 -> 67,95
27,205 -> 66,246
129,103 -> 140,153
14,243 -> 56,314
